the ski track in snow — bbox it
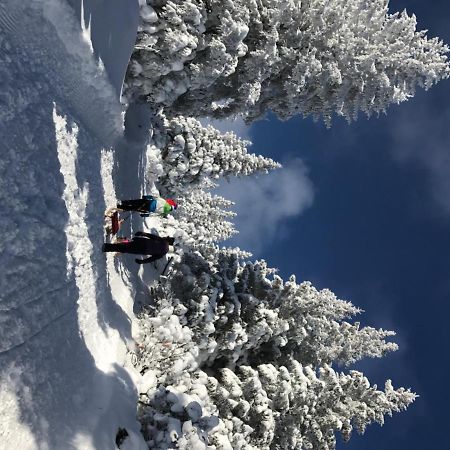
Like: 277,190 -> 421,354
0,1 -> 146,449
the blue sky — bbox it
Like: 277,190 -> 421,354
219,1 -> 450,448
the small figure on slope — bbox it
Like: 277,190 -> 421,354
116,195 -> 177,217
102,232 -> 175,264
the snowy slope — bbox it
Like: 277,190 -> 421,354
0,1 -> 148,449
64,0 -> 140,98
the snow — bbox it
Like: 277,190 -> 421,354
0,0 -> 148,449
80,0 -> 94,54
64,0 -> 140,98
140,5 -> 158,24
139,370 -> 158,395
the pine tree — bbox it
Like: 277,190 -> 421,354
153,115 -> 280,197
208,362 -> 416,450
171,188 -> 238,247
144,254 -> 399,373
273,276 -> 399,367
125,0 -> 449,125
207,257 -> 399,370
136,243 -> 414,449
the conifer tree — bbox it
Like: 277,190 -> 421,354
209,362 -> 416,449
126,0 -> 449,125
152,115 -> 280,197
136,223 -> 414,449
143,253 -> 399,372
173,189 -> 238,246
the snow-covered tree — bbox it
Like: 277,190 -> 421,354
141,253 -> 398,374
138,369 -> 233,450
151,115 -> 279,197
145,113 -> 279,252
125,0 -> 449,125
215,257 -> 398,369
209,362 -> 416,449
132,19 -> 420,440
168,189 -> 238,247
125,0 -> 247,106
270,275 -> 399,367
135,235 -> 414,449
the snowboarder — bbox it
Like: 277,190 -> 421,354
115,195 -> 177,217
102,232 -> 175,264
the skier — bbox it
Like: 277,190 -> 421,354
115,195 -> 177,217
102,232 -> 175,264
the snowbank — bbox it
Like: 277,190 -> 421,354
63,0 -> 140,98
0,1 -> 146,449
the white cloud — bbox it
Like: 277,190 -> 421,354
217,159 -> 314,254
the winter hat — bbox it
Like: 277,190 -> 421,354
166,199 -> 177,209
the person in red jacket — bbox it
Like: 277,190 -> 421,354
102,232 -> 174,264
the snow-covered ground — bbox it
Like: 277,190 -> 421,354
0,1 -> 152,448
64,0 -> 140,98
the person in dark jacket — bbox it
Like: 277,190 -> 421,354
115,195 -> 177,217
102,232 -> 175,264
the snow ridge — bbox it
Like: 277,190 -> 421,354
80,0 -> 94,54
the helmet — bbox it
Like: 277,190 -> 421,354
166,199 -> 177,210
